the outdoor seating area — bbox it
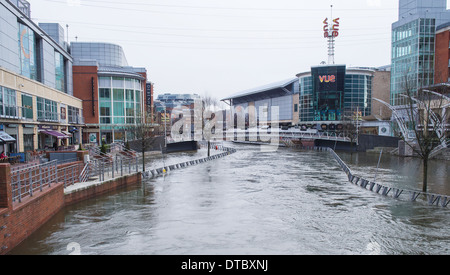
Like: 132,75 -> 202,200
0,155 -> 21,164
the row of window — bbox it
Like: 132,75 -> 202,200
0,85 -> 81,123
98,77 -> 143,126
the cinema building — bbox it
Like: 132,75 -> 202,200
297,64 -> 392,136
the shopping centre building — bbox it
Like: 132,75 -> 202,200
0,0 -> 84,159
71,42 -> 149,144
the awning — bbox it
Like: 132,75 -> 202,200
41,130 -> 70,139
61,131 -> 73,137
0,131 -> 16,143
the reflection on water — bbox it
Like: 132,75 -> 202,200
9,144 -> 450,255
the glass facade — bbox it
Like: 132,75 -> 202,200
54,51 -> 66,92
299,67 -> 373,124
311,66 -> 346,122
98,76 -> 143,142
18,22 -> 38,80
344,74 -> 372,118
391,18 -> 436,106
71,42 -> 128,67
299,76 -> 313,122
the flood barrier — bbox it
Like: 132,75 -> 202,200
142,145 -> 237,179
326,147 -> 450,208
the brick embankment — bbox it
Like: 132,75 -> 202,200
0,161 -> 141,255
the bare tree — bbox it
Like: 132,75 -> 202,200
126,111 -> 161,172
341,106 -> 363,151
397,75 -> 449,192
200,94 -> 223,156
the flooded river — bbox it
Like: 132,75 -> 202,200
9,143 -> 450,255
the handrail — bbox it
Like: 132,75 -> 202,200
79,162 -> 90,183
327,147 -> 450,207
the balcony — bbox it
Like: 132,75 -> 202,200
37,110 -> 61,123
0,106 -> 85,125
68,115 -> 85,125
0,105 -> 34,121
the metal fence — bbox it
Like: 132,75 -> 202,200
87,155 -> 139,182
58,162 -> 84,188
326,147 -> 450,207
143,142 -> 237,179
10,160 -> 58,203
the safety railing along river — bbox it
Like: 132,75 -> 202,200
324,147 -> 450,208
143,142 -> 236,179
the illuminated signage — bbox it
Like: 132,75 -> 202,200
323,17 -> 340,38
319,75 -> 336,83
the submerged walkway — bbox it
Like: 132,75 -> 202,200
327,147 -> 450,207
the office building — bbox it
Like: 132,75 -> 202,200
391,0 -> 450,106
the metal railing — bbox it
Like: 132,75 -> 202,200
87,154 -> 139,182
79,162 -> 90,183
144,142 -> 237,178
429,139 -> 450,158
327,147 -> 450,207
226,128 -> 351,143
10,160 -> 58,203
83,142 -> 140,183
58,162 -> 84,188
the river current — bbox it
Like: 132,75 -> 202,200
9,143 -> 450,255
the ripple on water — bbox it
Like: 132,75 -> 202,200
7,144 -> 450,255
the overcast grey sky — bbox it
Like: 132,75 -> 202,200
28,0 -> 406,100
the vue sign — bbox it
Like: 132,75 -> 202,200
319,75 -> 336,83
323,17 -> 340,38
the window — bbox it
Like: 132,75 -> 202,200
21,94 -> 33,119
99,88 -> 111,99
18,23 -> 38,80
37,97 -> 58,121
113,102 -> 124,117
98,77 -> 111,88
126,102 -> 134,117
100,117 -> 111,124
113,89 -> 124,101
23,134 -> 34,152
100,105 -> 110,116
68,106 -> 80,124
126,89 -> 134,101
112,77 -> 124,88
54,51 -> 66,92
0,87 -> 18,117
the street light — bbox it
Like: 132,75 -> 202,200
160,102 -> 167,148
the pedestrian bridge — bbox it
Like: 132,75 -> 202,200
224,128 -> 352,143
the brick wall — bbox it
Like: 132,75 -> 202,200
435,29 -> 450,83
73,66 -> 99,125
0,162 -> 141,254
64,173 -> 141,206
0,163 -> 65,255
